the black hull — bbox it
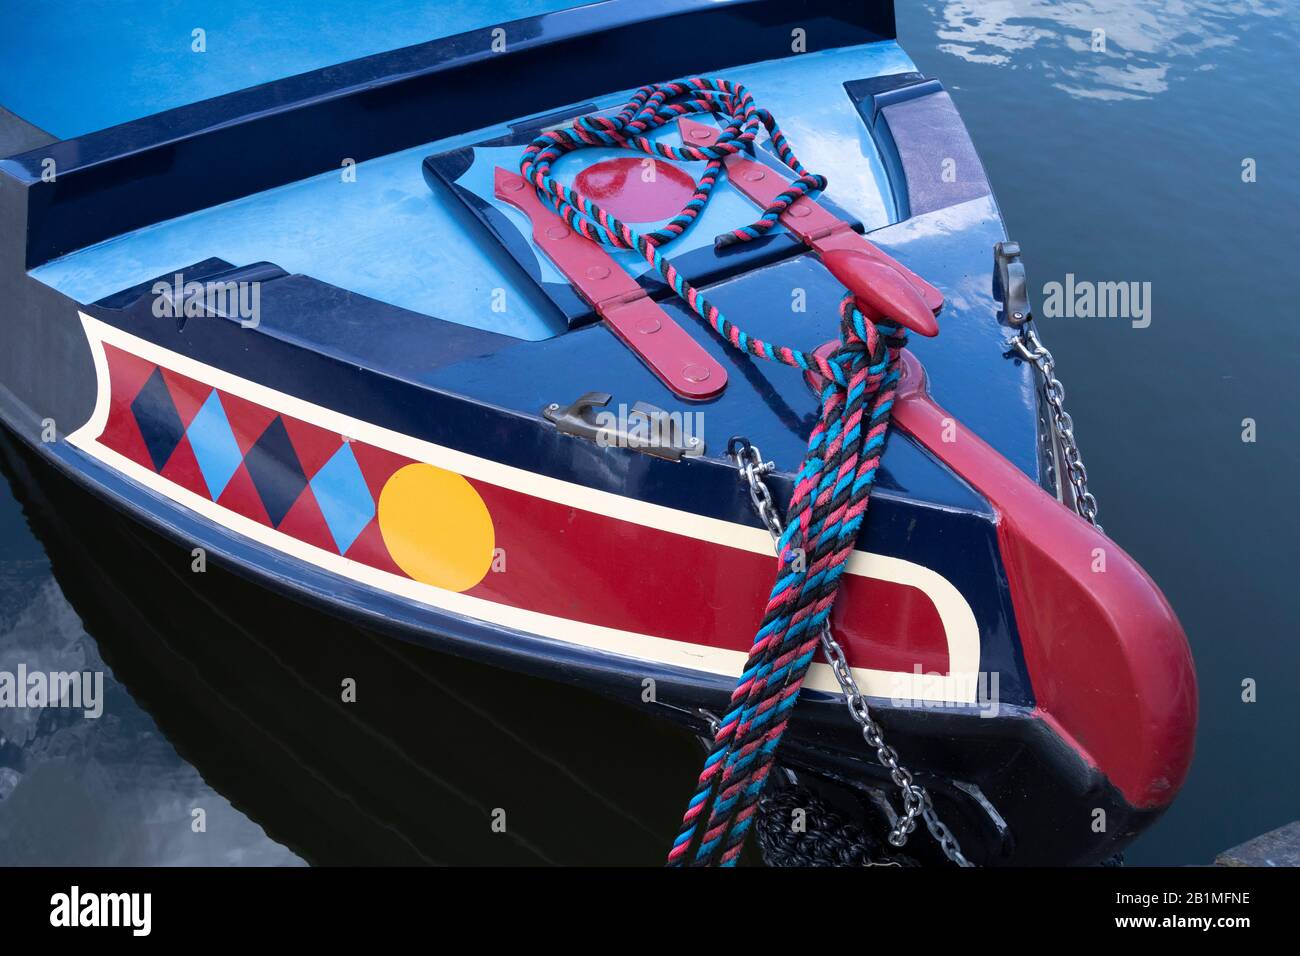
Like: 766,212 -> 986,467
0,427 -> 1159,865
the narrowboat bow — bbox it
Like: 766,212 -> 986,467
0,0 -> 1195,865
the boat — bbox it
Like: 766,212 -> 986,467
0,0 -> 1195,865
0,427 -> 694,866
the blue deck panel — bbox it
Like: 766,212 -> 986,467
29,42 -> 914,341
0,0 -> 581,139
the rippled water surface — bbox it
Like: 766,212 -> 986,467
1,1 -> 1297,866
898,0 -> 1300,864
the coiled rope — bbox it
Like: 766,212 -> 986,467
520,78 -> 907,867
755,786 -> 917,867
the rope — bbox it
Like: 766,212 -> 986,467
755,785 -> 918,867
519,78 -> 907,867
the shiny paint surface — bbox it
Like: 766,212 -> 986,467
4,0 -> 896,268
0,0 -> 1200,862
492,167 -> 729,398
0,0 -> 591,139
27,41 -> 914,337
892,352 -> 1195,807
71,314 -> 990,705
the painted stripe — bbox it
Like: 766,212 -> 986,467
66,313 -> 981,702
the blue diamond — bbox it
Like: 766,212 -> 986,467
186,392 -> 243,500
310,444 -> 375,554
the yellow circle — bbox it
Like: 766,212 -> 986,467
377,463 -> 495,592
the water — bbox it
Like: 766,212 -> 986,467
2,1 -> 1297,865
896,1 -> 1300,865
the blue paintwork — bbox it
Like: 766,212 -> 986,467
132,368 -> 186,470
312,445 -> 376,554
3,0 -> 896,267
0,0 -> 1183,866
189,392 -> 244,499
245,418 -> 308,526
0,0 -> 581,139
0,0 -> 1075,847
52,251 -> 1035,710
30,42 -> 914,341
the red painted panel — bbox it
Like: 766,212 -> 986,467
574,157 -> 698,223
160,367 -> 212,429
279,486 -> 338,554
91,350 -> 953,681
159,434 -> 208,499
465,479 -> 950,674
283,417 -> 345,480
100,345 -> 156,470
890,351 -> 1197,808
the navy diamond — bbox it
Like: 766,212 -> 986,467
243,416 -> 307,527
130,367 -> 185,471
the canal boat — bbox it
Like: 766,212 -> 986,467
0,0 -> 1196,864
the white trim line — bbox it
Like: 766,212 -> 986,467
66,313 -> 981,702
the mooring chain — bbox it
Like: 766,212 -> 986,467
730,440 -> 973,867
533,79 -> 961,866
1010,326 -> 1101,531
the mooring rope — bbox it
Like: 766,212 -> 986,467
520,78 -> 906,867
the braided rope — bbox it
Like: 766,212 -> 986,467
520,78 -> 855,385
672,316 -> 905,866
518,79 -> 908,867
755,785 -> 918,867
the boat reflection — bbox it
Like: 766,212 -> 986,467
0,429 -> 699,865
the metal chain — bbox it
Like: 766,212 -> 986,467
728,439 -> 974,867
1010,325 -> 1102,531
818,629 -> 971,866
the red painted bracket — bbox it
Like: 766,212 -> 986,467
678,117 -> 942,337
891,351 -> 1197,810
494,168 -> 727,401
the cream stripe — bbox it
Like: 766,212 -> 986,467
66,313 -> 981,702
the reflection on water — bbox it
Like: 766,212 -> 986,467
900,1 -> 1300,865
0,538 -> 303,865
929,0 -> 1289,100
0,431 -> 699,866
1,2 -> 1296,868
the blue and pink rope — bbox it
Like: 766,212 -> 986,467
519,78 -> 906,867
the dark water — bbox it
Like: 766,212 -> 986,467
1,2 -> 1297,866
897,1 -> 1300,865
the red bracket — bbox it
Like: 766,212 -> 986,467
494,168 -> 726,401
677,118 -> 942,337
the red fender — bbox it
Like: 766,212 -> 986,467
892,351 -> 1197,808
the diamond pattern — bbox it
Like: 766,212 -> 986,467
100,356 -> 416,560
310,443 -> 376,554
130,367 -> 185,471
243,416 -> 308,527
186,391 -> 243,500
